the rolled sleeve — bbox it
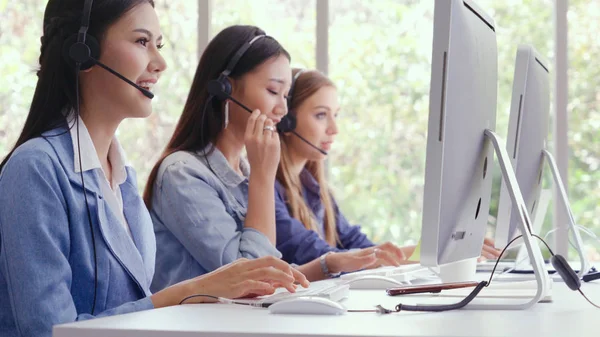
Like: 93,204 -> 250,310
155,160 -> 280,273
239,227 -> 281,258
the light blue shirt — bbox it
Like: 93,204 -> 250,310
149,146 -> 281,292
0,123 -> 156,337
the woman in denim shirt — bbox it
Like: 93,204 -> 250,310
0,3 -> 306,337
275,69 -> 502,272
145,26 -> 382,287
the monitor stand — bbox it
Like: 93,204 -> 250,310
513,188 -> 552,269
542,149 -> 590,278
475,129 -> 552,310
439,258 -> 478,283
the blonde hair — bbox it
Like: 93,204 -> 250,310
277,69 -> 339,246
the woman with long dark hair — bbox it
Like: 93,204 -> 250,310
145,25 -> 380,288
0,3 -> 306,336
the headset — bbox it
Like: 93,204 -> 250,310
206,35 -> 267,103
198,35 -> 268,180
62,0 -> 99,315
205,38 -> 327,155
274,68 -> 327,155
276,69 -> 305,134
61,0 -> 157,314
62,0 -> 154,99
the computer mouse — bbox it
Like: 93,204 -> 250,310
346,275 -> 405,289
268,296 -> 346,315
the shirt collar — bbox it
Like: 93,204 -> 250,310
197,145 -> 249,188
68,115 -> 129,185
300,168 -> 321,194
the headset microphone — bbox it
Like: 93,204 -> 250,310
61,0 -> 153,315
88,57 -> 154,99
280,123 -> 328,155
62,8 -> 154,99
206,37 -> 327,155
206,81 -> 252,113
279,69 -> 328,155
206,81 -> 327,156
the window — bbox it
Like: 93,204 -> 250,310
0,1 -> 198,190
1,0 -> 593,261
0,1 -> 45,156
328,0 -> 433,244
568,0 -> 600,261
211,0 -> 316,69
328,0 -> 555,248
119,1 -> 198,188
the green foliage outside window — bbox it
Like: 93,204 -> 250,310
1,0 -> 597,260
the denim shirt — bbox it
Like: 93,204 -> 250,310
149,146 -> 281,292
275,169 -> 374,266
0,127 -> 155,337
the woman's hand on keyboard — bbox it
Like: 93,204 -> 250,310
326,249 -> 378,274
478,237 -> 502,261
369,242 -> 418,267
177,256 -> 310,302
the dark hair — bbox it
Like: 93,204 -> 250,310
0,0 -> 155,172
143,25 -> 290,208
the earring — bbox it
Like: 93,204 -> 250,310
224,101 -> 229,129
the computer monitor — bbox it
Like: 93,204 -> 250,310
420,0 -> 498,277
495,44 -> 590,277
496,45 -> 550,250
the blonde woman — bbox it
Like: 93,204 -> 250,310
275,69 -> 501,277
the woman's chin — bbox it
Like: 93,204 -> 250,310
309,152 -> 328,161
129,101 -> 153,119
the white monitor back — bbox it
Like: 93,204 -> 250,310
496,44 -> 550,248
421,0 -> 498,267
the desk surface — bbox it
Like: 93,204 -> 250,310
53,280 -> 600,337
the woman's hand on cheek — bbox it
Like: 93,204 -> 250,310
245,110 -> 281,181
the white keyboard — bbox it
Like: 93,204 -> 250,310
340,264 -> 427,280
476,261 -> 515,272
234,281 -> 350,305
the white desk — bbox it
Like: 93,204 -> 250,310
53,279 -> 600,337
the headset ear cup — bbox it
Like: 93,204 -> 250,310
207,79 -> 223,99
62,34 -> 100,71
221,76 -> 232,97
62,35 -> 78,68
277,113 -> 296,133
207,74 -> 232,101
81,35 -> 100,70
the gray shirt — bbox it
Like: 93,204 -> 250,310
149,146 -> 281,292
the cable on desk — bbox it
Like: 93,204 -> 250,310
578,289 -> 600,309
179,234 -> 600,314
359,234 -> 600,314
